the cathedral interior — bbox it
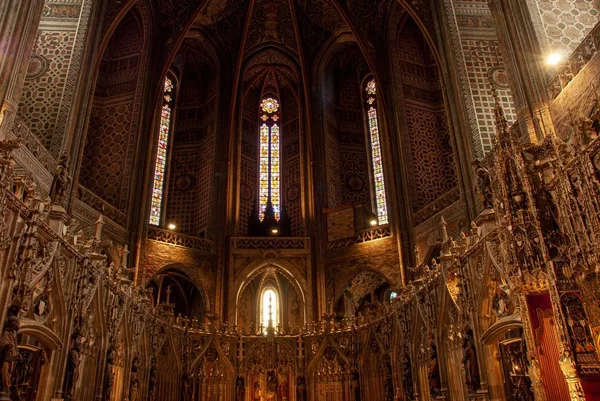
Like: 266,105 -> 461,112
3,0 -> 600,400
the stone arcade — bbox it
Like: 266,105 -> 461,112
1,0 -> 600,400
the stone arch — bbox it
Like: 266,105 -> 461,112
189,335 -> 235,401
233,260 -> 307,330
146,263 -> 211,319
306,335 -> 352,378
333,269 -> 390,318
78,3 -> 151,216
359,326 -> 394,401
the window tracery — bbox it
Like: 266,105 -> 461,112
259,97 -> 281,221
149,77 -> 174,226
365,79 -> 388,225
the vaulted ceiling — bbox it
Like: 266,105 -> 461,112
102,0 -> 438,83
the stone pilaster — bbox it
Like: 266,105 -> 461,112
0,0 -> 44,140
488,0 -> 555,143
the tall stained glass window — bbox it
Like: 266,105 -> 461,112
259,97 -> 281,220
365,79 -> 388,225
149,77 -> 174,226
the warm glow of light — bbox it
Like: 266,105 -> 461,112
168,223 -> 176,230
271,228 -> 278,234
546,52 -> 563,66
370,219 -> 378,226
261,289 -> 278,333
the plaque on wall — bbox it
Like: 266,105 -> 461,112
175,174 -> 194,191
241,183 -> 253,201
345,174 -> 365,193
324,203 -> 355,242
286,184 -> 300,202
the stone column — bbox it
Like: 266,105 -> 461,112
488,0 -> 555,143
0,0 -> 44,140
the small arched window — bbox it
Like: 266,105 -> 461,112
260,288 -> 279,333
149,76 -> 175,226
364,78 -> 388,225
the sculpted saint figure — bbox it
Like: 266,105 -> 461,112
296,376 -> 307,401
0,307 -> 20,393
49,152 -> 72,206
235,377 -> 245,401
473,161 -> 493,209
64,329 -> 82,399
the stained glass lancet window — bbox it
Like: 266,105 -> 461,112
261,288 -> 279,333
149,77 -> 174,226
365,79 -> 389,225
259,97 -> 281,220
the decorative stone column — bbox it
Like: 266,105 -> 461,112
558,354 -> 586,401
487,0 -> 555,143
0,0 -> 44,140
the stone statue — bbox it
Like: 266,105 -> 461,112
402,354 -> 414,400
182,372 -> 192,401
129,357 -> 141,401
384,357 -> 394,401
296,376 -> 307,401
105,345 -> 115,400
351,370 -> 361,401
235,376 -> 245,401
473,160 -> 493,209
266,370 -> 277,400
49,152 -> 72,206
148,358 -> 158,401
0,306 -> 20,393
63,328 -> 82,399
427,343 -> 441,397
254,381 -> 262,401
462,329 -> 481,392
278,378 -> 288,401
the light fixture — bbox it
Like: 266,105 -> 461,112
168,223 -> 176,230
546,51 -> 563,66
370,219 -> 378,227
271,228 -> 279,234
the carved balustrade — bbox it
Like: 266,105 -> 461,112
75,184 -> 127,227
327,224 -> 391,249
147,226 -> 214,253
10,115 -> 56,174
231,236 -> 310,250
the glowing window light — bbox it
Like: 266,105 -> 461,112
149,77 -> 174,226
261,289 -> 278,333
390,291 -> 397,300
365,79 -> 388,225
258,97 -> 281,220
